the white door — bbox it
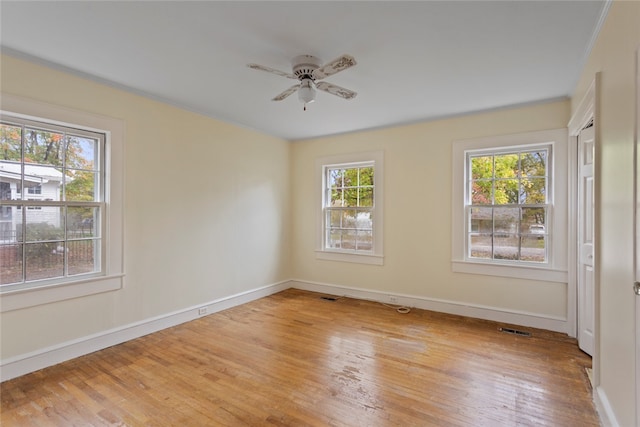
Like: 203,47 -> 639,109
578,125 -> 595,356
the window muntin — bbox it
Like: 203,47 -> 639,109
0,117 -> 104,287
324,163 -> 375,253
466,147 -> 550,264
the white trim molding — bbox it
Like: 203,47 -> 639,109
451,128 -> 569,282
594,385 -> 620,427
0,280 -> 289,382
567,74 -> 600,383
0,93 -> 126,312
290,279 -> 568,334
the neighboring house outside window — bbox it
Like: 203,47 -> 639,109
0,94 -> 124,312
316,151 -> 384,265
452,129 -> 568,283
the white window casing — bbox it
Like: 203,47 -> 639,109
0,93 -> 124,312
316,151 -> 384,265
452,129 -> 568,282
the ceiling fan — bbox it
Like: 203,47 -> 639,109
248,54 -> 357,110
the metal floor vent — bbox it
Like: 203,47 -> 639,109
499,327 -> 532,337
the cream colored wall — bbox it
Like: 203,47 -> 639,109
291,100 -> 569,319
571,2 -> 640,425
0,55 -> 291,359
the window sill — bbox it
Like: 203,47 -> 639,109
316,250 -> 384,266
451,260 -> 567,283
0,274 -> 124,312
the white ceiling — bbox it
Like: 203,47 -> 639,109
1,1 -> 608,141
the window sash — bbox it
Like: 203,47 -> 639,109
464,145 -> 551,265
322,161 -> 375,254
0,116 -> 105,289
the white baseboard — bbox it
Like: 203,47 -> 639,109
594,385 -> 620,427
290,279 -> 568,333
0,280 -> 289,382
1,278 -> 570,383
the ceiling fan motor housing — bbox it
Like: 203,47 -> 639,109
292,55 -> 322,80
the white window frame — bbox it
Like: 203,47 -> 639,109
316,151 -> 384,265
452,129 -> 568,282
0,93 -> 124,312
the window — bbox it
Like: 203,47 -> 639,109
0,93 -> 124,312
452,129 -> 568,282
467,147 -> 549,263
316,151 -> 384,265
0,117 -> 104,285
27,184 -> 42,195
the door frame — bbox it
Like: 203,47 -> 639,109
634,47 -> 639,427
568,74 -> 600,382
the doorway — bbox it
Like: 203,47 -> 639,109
568,75 -> 599,377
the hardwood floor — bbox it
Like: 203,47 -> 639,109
1,289 -> 598,426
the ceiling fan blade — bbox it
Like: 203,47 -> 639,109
314,54 -> 357,79
248,63 -> 297,80
272,84 -> 300,101
315,81 -> 357,100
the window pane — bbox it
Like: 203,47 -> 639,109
470,234 -> 492,259
25,241 -> 64,281
521,236 -> 546,262
341,229 -> 357,250
521,151 -> 547,178
0,243 -> 23,284
494,153 -> 518,179
330,188 -> 343,207
357,230 -> 373,251
359,187 -> 373,207
356,211 -> 373,230
494,179 -> 519,204
328,230 -> 343,249
0,123 -> 22,162
65,170 -> 98,202
471,180 -> 492,205
0,205 -> 21,243
68,239 -> 99,276
343,187 -> 358,207
521,207 -> 546,234
471,156 -> 493,179
67,206 -> 98,238
329,168 -> 343,189
25,208 -> 65,242
493,234 -> 519,260
520,178 -> 546,204
470,207 -> 492,233
342,210 -> 357,228
494,207 -> 519,234
327,210 -> 342,229
342,168 -> 358,187
358,167 -> 374,186
24,128 -> 64,167
66,136 -> 98,171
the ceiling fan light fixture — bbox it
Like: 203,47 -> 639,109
298,78 -> 316,104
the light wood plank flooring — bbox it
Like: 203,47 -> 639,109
1,289 -> 598,426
